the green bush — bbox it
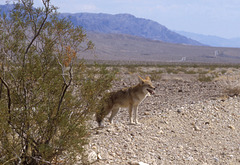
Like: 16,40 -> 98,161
0,1 -> 115,164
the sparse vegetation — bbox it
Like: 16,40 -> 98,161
224,86 -> 240,97
98,63 -> 238,83
218,72 -> 240,97
165,67 -> 179,74
148,71 -> 162,81
198,74 -> 214,82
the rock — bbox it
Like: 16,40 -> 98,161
186,156 -> 194,161
88,150 -> 98,163
97,153 -> 102,160
158,130 -> 164,134
191,123 -> 201,131
139,162 -> 149,165
228,125 -> 235,130
205,121 -> 210,125
128,161 -> 139,165
82,150 -> 98,164
92,145 -> 97,150
144,112 -> 150,115
178,89 -> 183,92
128,161 -> 149,165
177,109 -> 182,113
213,157 -> 219,162
177,145 -> 184,151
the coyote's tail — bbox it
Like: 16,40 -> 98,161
96,107 -> 104,127
96,93 -> 113,127
96,103 -> 113,127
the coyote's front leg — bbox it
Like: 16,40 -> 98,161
109,107 -> 119,124
133,105 -> 139,124
128,104 -> 134,124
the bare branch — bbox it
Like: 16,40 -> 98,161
31,156 -> 51,164
0,77 -> 11,112
3,156 -> 19,165
24,0 -> 50,56
55,65 -> 73,118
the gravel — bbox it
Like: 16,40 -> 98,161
84,68 -> 240,165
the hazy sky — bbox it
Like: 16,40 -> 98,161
1,0 -> 240,38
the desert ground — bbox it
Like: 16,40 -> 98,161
84,65 -> 240,165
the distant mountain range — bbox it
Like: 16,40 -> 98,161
60,13 -> 202,46
177,31 -> 240,48
1,4 -> 240,48
1,4 -> 240,63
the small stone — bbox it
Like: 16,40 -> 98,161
177,145 -> 184,151
177,109 -> 182,113
213,157 -> 219,162
178,89 -> 183,92
201,163 -> 208,165
97,153 -> 102,160
144,112 -> 150,115
228,125 -> 235,130
128,161 -> 139,165
139,162 -> 149,165
158,130 -> 164,134
109,152 -> 116,157
186,156 -> 194,161
92,146 -> 97,150
88,151 -> 97,162
229,154 -> 234,158
192,123 -> 201,131
82,150 -> 98,164
128,162 -> 149,165
95,130 -> 100,134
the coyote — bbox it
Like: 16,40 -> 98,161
96,76 -> 155,127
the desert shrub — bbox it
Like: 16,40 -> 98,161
181,68 -> 197,74
218,73 -> 240,97
148,71 -> 162,81
165,67 -> 179,74
198,74 -> 214,82
125,65 -> 139,73
224,86 -> 240,97
220,69 -> 227,75
0,0 -> 115,164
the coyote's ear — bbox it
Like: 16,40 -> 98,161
145,76 -> 151,81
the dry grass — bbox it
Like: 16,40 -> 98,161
215,68 -> 240,97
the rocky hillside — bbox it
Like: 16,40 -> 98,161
60,12 -> 202,46
1,4 -> 201,45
